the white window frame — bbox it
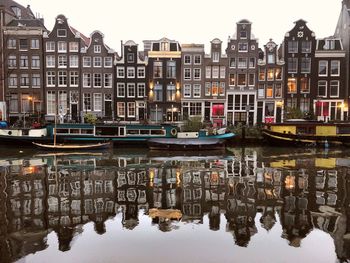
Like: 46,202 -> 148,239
127,83 -> 135,97
184,84 -> 191,97
193,84 -> 201,98
137,83 -> 145,98
137,67 -> 146,78
83,57 -> 91,67
93,93 -> 102,112
117,83 -> 125,97
117,67 -> 125,78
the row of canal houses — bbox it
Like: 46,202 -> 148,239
1,0 -> 350,125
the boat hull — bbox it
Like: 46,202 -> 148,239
32,141 -> 112,151
147,138 -> 226,151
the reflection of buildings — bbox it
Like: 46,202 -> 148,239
0,150 -> 349,261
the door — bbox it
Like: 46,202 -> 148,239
139,107 -> 145,121
71,104 -> 78,122
105,101 -> 112,118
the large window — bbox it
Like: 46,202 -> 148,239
19,39 -> 28,50
104,57 -> 113,68
93,57 -> 102,67
83,93 -> 91,111
330,80 -> 339,97
249,58 -> 256,68
127,67 -> 135,78
104,73 -> 112,88
93,93 -> 102,111
184,55 -> 191,65
83,57 -> 91,67
300,77 -> 310,93
318,80 -> 327,97
69,42 -> 79,52
194,68 -> 201,80
230,58 -> 236,68
154,84 -> 163,101
83,73 -> 91,87
167,61 -> 176,78
137,67 -> 145,78
127,102 -> 136,117
238,43 -> 248,52
93,73 -> 102,87
70,72 -> 78,87
275,83 -> 282,98
212,82 -> 218,96
8,74 -> 17,88
259,69 -> 265,81
32,74 -> 40,88
238,58 -> 247,68
258,84 -> 265,98
7,38 -> 16,49
69,55 -> 79,68
117,102 -> 125,117
301,41 -> 311,53
267,69 -> 274,81
237,74 -> 246,86
266,86 -> 273,98
127,83 -> 135,97
330,60 -> 340,76
46,55 -> 55,67
117,67 -> 124,78
117,83 -> 125,97
20,55 -> 28,68
288,41 -> 298,53
267,54 -> 275,64
167,84 -> 176,101
212,66 -> 219,78
300,58 -> 311,73
205,66 -> 211,78
47,91 -> 56,115
193,84 -> 201,97
275,68 -> 282,80
31,39 -> 39,49
47,72 -> 55,86
46,42 -> 55,52
31,56 -> 40,68
57,41 -> 67,52
154,61 -> 162,78
287,78 -> 297,93
137,83 -> 145,97
184,84 -> 191,97
248,73 -> 255,86
184,68 -> 191,80
8,55 -> 17,68
58,71 -> 67,86
288,58 -> 298,73
194,55 -> 201,65
318,61 -> 328,76
58,55 -> 67,67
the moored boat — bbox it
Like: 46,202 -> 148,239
262,120 -> 350,147
0,127 -> 51,145
32,141 -> 112,150
147,129 -> 235,150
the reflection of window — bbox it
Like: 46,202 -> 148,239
220,67 -> 225,78
265,103 -> 274,116
318,80 -> 327,97
219,82 -> 225,96
193,84 -> 201,97
205,82 -> 211,96
300,98 -> 310,113
287,78 -> 297,93
205,66 -> 211,78
212,66 -> 219,78
212,52 -> 219,62
153,61 -> 162,78
301,77 -> 310,93
240,31 -> 247,38
238,74 -> 246,86
319,61 -> 328,76
266,86 -> 273,98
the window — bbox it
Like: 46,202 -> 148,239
137,67 -> 145,78
93,73 -> 102,87
212,82 -> 218,96
184,55 -> 191,64
249,57 -> 256,68
238,74 -> 246,86
117,102 -> 125,117
319,61 -> 328,76
300,58 -> 311,73
47,91 -> 56,115
57,41 -> 67,52
104,73 -> 112,88
127,53 -> 134,63
83,57 -> 91,67
267,54 -> 275,64
300,98 -> 309,113
127,67 -> 135,78
69,71 -> 78,87
318,80 -> 327,97
58,71 -> 67,86
117,67 -> 125,78
248,73 -> 255,86
58,55 -> 67,67
229,74 -> 235,86
212,52 -> 219,62
266,86 -> 273,98
237,57 -> 248,69
205,66 -> 211,78
94,45 -> 101,53
194,55 -> 201,64
20,55 -> 28,68
127,83 -> 135,97
31,56 -> 40,68
330,60 -> 340,76
267,69 -> 274,81
46,55 -> 55,67
230,58 -> 236,68
194,68 -> 201,80
20,74 -> 29,87
127,102 -> 136,117
288,58 -> 298,73
69,55 -> 79,68
166,84 -> 176,101
193,84 -> 201,97
137,83 -> 145,97
212,66 -> 219,78
8,74 -> 17,87
258,84 -> 265,98
240,31 -> 247,39
205,82 -> 211,96
83,73 -> 91,87
31,39 -> 39,49
300,77 -> 310,93
184,84 -> 191,97
330,80 -> 339,97
275,83 -> 282,98
324,39 -> 335,50
259,68 -> 265,81
275,68 -> 282,80
12,6 -> 21,18
19,39 -> 28,50
287,78 -> 297,93
189,102 -> 202,116
238,43 -> 248,52
104,57 -> 113,67
167,61 -> 176,78
94,93 -> 102,111
154,61 -> 162,78
301,41 -> 311,53
184,68 -> 191,80
47,72 -> 55,86
117,83 -> 125,97
8,55 -> 17,68
219,67 -> 225,78
7,38 -> 16,49
57,29 -> 67,37
46,42 -> 55,52
69,42 -> 79,52
288,41 -> 298,53
154,84 -> 163,101
83,93 -> 91,111
219,82 -> 225,96
93,57 -> 102,67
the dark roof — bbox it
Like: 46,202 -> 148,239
317,38 -> 343,51
0,0 -> 35,19
69,26 -> 90,46
6,18 -> 46,29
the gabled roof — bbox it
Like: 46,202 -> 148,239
0,0 -> 35,19
69,26 -> 90,46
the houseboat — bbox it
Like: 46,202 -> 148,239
262,120 -> 350,147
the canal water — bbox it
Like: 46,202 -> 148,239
0,147 -> 349,263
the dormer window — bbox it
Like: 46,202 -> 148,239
11,7 -> 21,18
94,45 -> 101,53
240,31 -> 247,39
57,29 -> 67,37
161,42 -> 169,51
324,40 -> 335,50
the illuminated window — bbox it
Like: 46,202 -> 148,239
300,77 -> 310,93
287,78 -> 297,93
266,86 -> 273,98
267,69 -> 274,80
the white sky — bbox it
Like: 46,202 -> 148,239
17,0 -> 342,54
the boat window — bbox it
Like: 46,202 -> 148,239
297,127 -> 315,134
119,127 -> 125,136
338,126 -> 350,134
150,129 -> 165,135
81,129 -> 94,134
70,129 -> 80,134
127,130 -> 140,135
56,129 -> 69,134
96,127 -> 119,136
140,130 -> 150,135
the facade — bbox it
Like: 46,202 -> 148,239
81,31 -> 115,121
144,37 -> 182,123
257,39 -> 284,123
226,20 -> 259,126
203,39 -> 227,127
282,19 -> 316,117
313,37 -> 346,121
43,14 -> 89,122
115,40 -> 147,122
181,44 -> 205,121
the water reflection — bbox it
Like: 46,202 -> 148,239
0,148 -> 349,262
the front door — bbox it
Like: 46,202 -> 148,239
105,101 -> 112,119
71,104 -> 78,122
139,107 -> 145,121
